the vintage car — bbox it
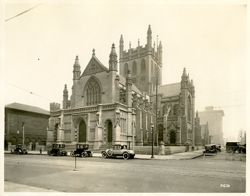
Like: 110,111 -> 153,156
47,143 -> 67,156
203,144 -> 217,154
215,144 -> 221,152
70,144 -> 92,157
226,142 -> 240,153
238,144 -> 246,154
11,144 -> 28,154
101,144 -> 135,160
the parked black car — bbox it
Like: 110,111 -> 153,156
47,144 -> 67,156
238,144 -> 246,154
226,142 -> 240,153
203,144 -> 217,154
70,144 -> 92,157
11,144 -> 28,154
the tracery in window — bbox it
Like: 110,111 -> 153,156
84,77 -> 101,105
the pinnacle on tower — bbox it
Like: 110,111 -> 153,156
73,55 -> 81,80
63,84 -> 68,94
74,55 -> 80,66
120,34 -> 124,44
109,43 -> 118,71
92,48 -> 95,56
147,25 -> 152,48
182,67 -> 187,77
147,24 -> 152,35
159,41 -> 162,49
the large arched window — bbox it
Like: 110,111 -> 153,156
141,59 -> 146,74
187,96 -> 192,121
84,77 -> 101,106
132,61 -> 137,75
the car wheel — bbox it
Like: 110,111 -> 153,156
102,151 -> 107,158
107,150 -> 113,157
70,152 -> 75,157
123,152 -> 129,160
81,152 -> 87,158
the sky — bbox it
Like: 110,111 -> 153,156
2,0 -> 247,141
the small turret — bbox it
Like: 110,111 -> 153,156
158,41 -> 162,65
181,68 -> 188,81
109,43 -> 118,71
63,84 -> 69,109
73,55 -> 81,80
147,25 -> 152,49
119,34 -> 124,59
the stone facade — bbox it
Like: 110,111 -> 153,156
48,26 -> 201,149
157,68 -> 197,146
5,103 -> 49,150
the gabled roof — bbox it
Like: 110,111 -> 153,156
81,55 -> 108,77
5,102 -> 49,115
159,82 -> 181,97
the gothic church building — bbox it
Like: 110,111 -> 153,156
47,26 -> 201,149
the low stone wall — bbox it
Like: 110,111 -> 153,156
134,146 -> 187,155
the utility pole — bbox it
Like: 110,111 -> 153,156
155,67 -> 159,148
22,122 -> 25,146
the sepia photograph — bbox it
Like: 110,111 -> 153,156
1,0 -> 247,195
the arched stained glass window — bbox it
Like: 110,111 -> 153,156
84,77 -> 101,106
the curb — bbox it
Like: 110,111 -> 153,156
5,151 -> 204,160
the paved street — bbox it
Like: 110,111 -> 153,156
4,152 -> 246,193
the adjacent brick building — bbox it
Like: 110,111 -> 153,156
5,103 -> 49,150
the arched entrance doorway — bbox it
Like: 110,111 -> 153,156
158,124 -> 164,143
170,131 -> 176,144
79,120 -> 87,143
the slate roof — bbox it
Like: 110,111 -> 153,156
5,103 -> 50,115
159,82 -> 181,97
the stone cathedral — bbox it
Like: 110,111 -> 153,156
47,25 -> 202,149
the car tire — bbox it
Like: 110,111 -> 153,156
70,152 -> 75,157
107,150 -> 113,157
81,152 -> 87,158
123,152 -> 129,160
102,151 -> 107,158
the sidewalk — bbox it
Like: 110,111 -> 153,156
5,150 -> 204,160
5,181 -> 56,192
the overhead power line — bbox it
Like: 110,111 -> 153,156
5,3 -> 43,22
6,82 -> 53,102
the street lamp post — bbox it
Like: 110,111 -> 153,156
22,122 -> 25,146
151,123 -> 154,158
